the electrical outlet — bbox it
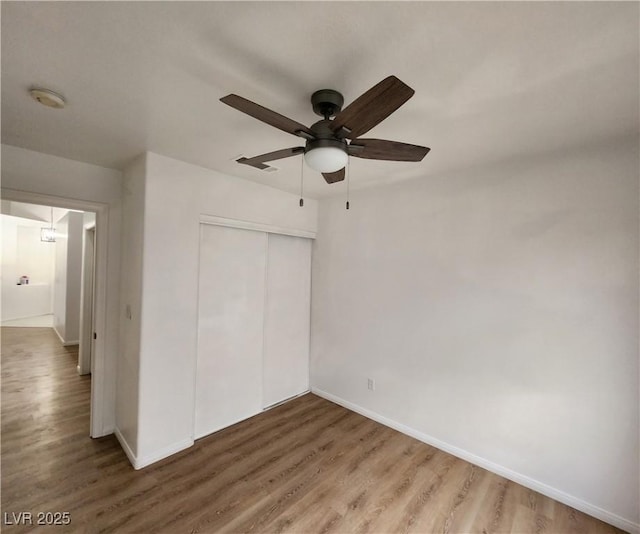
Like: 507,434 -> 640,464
367,378 -> 375,391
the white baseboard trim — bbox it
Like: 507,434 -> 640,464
133,437 -> 193,470
311,388 -> 639,534
114,427 -> 137,468
115,426 -> 195,470
263,389 -> 311,411
52,326 -> 79,347
53,326 -> 64,344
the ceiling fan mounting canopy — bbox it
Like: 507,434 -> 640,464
311,89 -> 344,119
220,75 -> 430,184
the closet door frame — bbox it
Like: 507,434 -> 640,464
195,214 -> 315,438
199,214 -> 316,240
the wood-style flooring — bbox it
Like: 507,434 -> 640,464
1,327 -> 625,533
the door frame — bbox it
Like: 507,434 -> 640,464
1,188 -> 110,438
78,224 -> 96,376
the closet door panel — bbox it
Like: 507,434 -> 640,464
263,233 -> 311,408
195,224 -> 266,439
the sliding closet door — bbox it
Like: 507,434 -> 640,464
195,224 -> 266,439
263,233 -> 311,408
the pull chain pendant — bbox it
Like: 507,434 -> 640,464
345,159 -> 351,210
299,154 -> 304,207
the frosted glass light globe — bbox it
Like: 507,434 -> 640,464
304,146 -> 348,173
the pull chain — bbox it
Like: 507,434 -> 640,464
299,155 -> 304,207
345,158 -> 350,210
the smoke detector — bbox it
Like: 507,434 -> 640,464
29,88 -> 65,109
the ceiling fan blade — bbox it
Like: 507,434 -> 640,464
221,94 -> 315,139
330,76 -> 415,139
348,139 -> 430,161
237,147 -> 304,170
322,168 -> 345,184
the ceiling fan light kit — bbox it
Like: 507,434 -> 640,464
304,140 -> 348,173
220,75 -> 430,185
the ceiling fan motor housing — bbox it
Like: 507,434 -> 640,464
305,119 -> 348,154
311,89 -> 344,118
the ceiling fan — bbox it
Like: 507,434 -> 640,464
220,76 -> 430,184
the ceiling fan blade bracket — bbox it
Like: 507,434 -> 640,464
334,125 -> 352,139
295,130 -> 316,141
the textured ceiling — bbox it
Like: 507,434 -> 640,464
2,2 -> 638,198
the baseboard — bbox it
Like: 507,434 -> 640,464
115,426 -> 194,470
311,387 -> 639,534
133,438 -> 194,470
263,389 -> 311,410
53,326 -> 65,344
52,326 -> 79,347
114,427 -> 138,468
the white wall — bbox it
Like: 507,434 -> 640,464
64,211 -> 83,343
53,211 -> 83,344
116,154 -> 146,457
1,214 -> 55,320
1,143 -> 122,436
53,214 -> 68,338
119,151 -> 317,468
310,136 -> 639,532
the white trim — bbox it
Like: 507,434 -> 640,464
53,326 -> 64,344
134,438 -> 194,470
311,388 -> 639,534
261,232 -> 270,409
263,389 -> 310,411
199,214 -> 316,240
116,426 -> 193,470
1,188 -> 111,439
52,325 -> 77,346
114,427 -> 137,468
195,390 -> 310,441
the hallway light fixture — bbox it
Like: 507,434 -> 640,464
41,207 -> 56,242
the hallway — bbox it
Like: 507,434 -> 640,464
1,326 -> 119,531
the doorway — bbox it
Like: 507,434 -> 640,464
0,189 -> 109,438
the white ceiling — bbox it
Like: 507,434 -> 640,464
2,2 -> 638,198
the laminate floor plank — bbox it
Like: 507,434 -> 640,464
1,327 -> 625,533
